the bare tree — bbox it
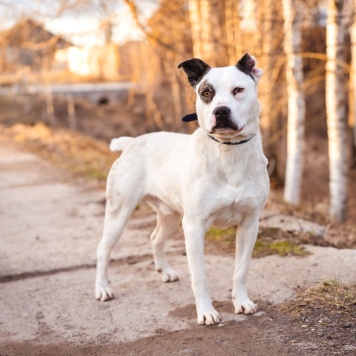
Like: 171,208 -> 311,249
124,0 -> 193,130
325,0 -> 349,221
350,1 -> 356,164
255,0 -> 286,179
224,0 -> 242,64
95,0 -> 117,44
188,0 -> 212,61
282,0 -> 306,205
188,0 -> 225,66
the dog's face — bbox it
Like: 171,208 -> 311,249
178,54 -> 263,141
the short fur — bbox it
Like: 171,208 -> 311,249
95,53 -> 269,325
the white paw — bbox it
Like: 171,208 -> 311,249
95,280 -> 114,302
157,267 -> 179,283
197,303 -> 221,325
234,299 -> 258,314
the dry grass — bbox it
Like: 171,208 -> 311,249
282,280 -> 356,315
0,123 -> 117,185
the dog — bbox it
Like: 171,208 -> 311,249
95,53 -> 269,325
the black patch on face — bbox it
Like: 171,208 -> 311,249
177,58 -> 211,87
198,80 -> 215,104
236,53 -> 256,82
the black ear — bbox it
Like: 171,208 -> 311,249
177,58 -> 211,87
236,53 -> 256,82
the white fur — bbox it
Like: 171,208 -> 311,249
110,137 -> 134,152
95,62 -> 269,326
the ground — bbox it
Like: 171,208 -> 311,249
0,142 -> 355,356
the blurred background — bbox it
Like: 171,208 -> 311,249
0,0 -> 355,242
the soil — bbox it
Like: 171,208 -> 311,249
1,300 -> 354,356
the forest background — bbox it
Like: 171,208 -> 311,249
0,0 -> 355,246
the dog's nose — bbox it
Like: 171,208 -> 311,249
213,106 -> 231,121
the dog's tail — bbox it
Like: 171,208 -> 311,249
109,137 -> 134,152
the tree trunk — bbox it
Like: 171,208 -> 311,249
255,0 -> 283,177
350,5 -> 356,165
224,0 -> 242,64
326,0 -> 349,221
44,81 -> 56,126
282,0 -> 306,205
188,0 -> 224,66
66,92 -> 76,130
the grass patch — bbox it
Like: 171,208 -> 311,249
253,240 -> 309,258
315,280 -> 356,310
205,226 -> 236,253
0,123 -> 117,185
205,226 -> 311,257
206,226 -> 236,241
282,280 -> 356,315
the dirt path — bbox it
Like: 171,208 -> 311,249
0,144 -> 355,356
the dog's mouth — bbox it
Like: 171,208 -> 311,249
212,123 -> 244,132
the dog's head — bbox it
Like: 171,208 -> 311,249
178,53 -> 263,141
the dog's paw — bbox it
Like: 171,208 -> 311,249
197,303 -> 221,325
158,267 -> 179,283
233,299 -> 258,315
95,281 -> 114,302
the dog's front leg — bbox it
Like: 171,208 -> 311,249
182,216 -> 221,325
232,215 -> 259,314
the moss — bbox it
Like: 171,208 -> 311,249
206,226 -> 310,258
206,226 -> 236,240
205,226 -> 236,252
253,240 -> 310,258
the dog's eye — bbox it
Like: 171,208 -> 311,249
233,87 -> 244,95
202,90 -> 210,97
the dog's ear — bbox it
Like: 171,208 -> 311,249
236,53 -> 263,83
178,58 -> 211,87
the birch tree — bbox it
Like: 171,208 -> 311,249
350,1 -> 356,164
326,0 -> 349,221
282,0 -> 306,205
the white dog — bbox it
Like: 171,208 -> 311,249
95,53 -> 270,325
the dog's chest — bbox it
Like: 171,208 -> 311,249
208,158 -> 267,226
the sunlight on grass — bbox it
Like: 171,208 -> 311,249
0,123 -> 117,184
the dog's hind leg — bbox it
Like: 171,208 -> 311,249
149,208 -> 181,282
95,191 -> 140,302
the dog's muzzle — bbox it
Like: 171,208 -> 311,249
212,106 -> 240,131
